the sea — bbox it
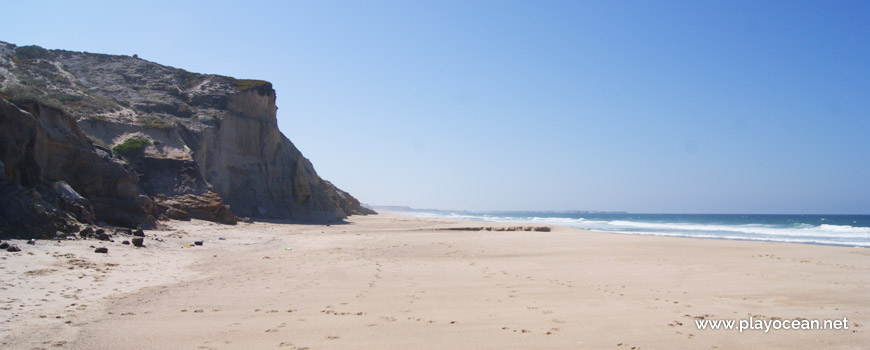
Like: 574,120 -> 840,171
397,210 -> 870,248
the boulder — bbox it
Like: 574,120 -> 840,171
94,247 -> 108,253
50,181 -> 95,224
94,229 -> 110,241
156,192 -> 237,225
80,227 -> 94,237
164,207 -> 190,221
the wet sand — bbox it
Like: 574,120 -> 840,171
2,213 -> 868,349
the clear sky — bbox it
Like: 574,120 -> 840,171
4,1 -> 869,214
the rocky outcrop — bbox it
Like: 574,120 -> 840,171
0,40 -> 374,222
155,192 -> 237,225
11,100 -> 155,227
0,97 -> 154,238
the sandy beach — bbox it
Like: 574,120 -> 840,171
1,212 -> 868,349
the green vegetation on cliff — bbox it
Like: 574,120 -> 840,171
14,45 -> 50,60
112,137 -> 150,158
222,76 -> 271,92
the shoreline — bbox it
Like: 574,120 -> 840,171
390,211 -> 870,248
2,213 -> 868,349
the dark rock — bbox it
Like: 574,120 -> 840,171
50,180 -> 95,224
194,240 -> 203,246
131,237 -> 144,247
133,229 -> 145,237
533,226 -> 551,232
27,239 -> 35,245
117,228 -> 132,235
95,231 -> 111,241
80,227 -> 94,237
122,240 -> 130,245
94,247 -> 108,253
0,242 -> 9,249
7,244 -> 21,252
0,181 -> 80,239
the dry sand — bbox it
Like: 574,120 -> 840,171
1,213 -> 868,349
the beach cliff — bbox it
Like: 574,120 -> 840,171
0,41 -> 373,237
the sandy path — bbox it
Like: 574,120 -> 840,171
2,213 -> 868,349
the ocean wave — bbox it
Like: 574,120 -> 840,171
589,230 -> 870,248
818,224 -> 870,233
403,211 -> 870,246
600,221 -> 870,239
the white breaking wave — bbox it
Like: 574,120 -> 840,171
597,221 -> 870,239
818,224 -> 870,233
590,229 -> 870,248
403,211 -> 870,247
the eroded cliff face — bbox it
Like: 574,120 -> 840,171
193,88 -> 364,220
0,40 -> 374,223
0,98 -> 152,237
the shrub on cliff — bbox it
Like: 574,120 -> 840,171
112,137 -> 150,158
14,45 -> 50,60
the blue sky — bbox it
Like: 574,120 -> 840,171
4,0 -> 869,213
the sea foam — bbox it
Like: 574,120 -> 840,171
400,210 -> 870,248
